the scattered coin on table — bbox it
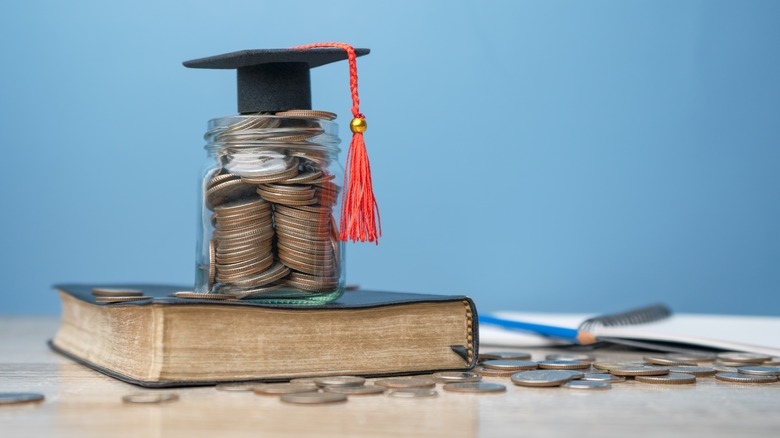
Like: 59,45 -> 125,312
215,382 -> 263,392
736,366 -> 780,376
280,392 -> 347,405
668,366 -> 718,377
562,380 -> 612,390
610,366 -> 670,377
253,383 -> 320,395
714,372 -> 778,384
473,366 -> 518,377
122,393 -> 179,404
536,360 -> 590,370
478,351 -> 532,361
664,352 -> 716,363
635,373 -> 697,385
581,373 -> 626,383
481,360 -> 539,371
510,370 -> 574,387
642,355 -> 697,366
324,385 -> 386,396
0,393 -> 45,406
313,376 -> 365,387
387,388 -> 438,398
716,352 -> 772,363
374,377 -> 436,389
442,382 -> 507,394
545,353 -> 596,363
431,371 -> 482,383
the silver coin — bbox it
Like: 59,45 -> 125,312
635,373 -> 697,385
668,366 -> 718,377
737,366 -> 780,376
643,355 -> 697,366
510,370 -> 574,387
481,360 -> 539,371
442,382 -> 507,394
593,361 -> 648,371
374,377 -> 436,389
562,380 -> 612,390
215,382 -> 263,392
664,352 -> 717,362
313,376 -> 365,387
714,360 -> 764,367
610,366 -> 670,377
473,366 -> 516,377
581,373 -> 626,383
717,352 -> 772,363
560,370 -> 585,380
712,364 -> 740,373
537,360 -> 590,370
545,353 -> 596,363
762,357 -> 780,366
715,372 -> 778,384
280,392 -> 347,405
386,388 -> 438,398
479,351 -> 532,361
431,372 -> 482,383
324,385 -> 385,395
288,378 -> 318,386
253,383 -> 320,395
122,393 -> 179,404
0,393 -> 45,405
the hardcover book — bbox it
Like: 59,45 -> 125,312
51,284 -> 478,387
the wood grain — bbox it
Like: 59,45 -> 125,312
1,316 -> 779,437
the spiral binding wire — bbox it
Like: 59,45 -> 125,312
578,304 -> 672,333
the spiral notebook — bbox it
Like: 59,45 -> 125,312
480,306 -> 780,356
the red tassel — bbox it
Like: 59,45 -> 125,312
291,42 -> 381,243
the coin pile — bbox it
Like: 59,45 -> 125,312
200,114 -> 342,296
201,351 -> 778,407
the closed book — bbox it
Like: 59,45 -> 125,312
51,284 -> 478,387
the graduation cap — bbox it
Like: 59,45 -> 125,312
183,47 -> 370,114
184,43 -> 380,243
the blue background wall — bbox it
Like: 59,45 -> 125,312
1,0 -> 778,315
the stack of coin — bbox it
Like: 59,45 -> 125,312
197,114 -> 344,298
212,197 -> 278,288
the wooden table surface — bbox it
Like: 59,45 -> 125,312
1,316 -> 779,438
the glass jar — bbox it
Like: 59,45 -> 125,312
194,111 -> 345,304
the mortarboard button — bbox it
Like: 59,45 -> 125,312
183,48 -> 370,114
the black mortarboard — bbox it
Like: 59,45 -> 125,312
183,48 -> 370,114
